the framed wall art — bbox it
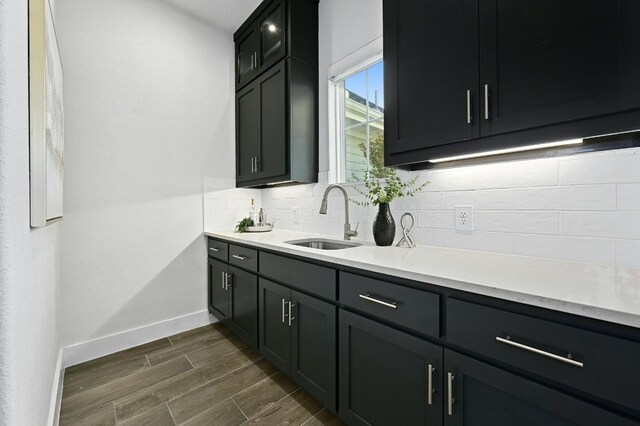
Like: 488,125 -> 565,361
29,0 -> 64,227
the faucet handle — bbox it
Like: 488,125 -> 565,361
347,222 -> 359,238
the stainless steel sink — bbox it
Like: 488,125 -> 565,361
284,238 -> 363,250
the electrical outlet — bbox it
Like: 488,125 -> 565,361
455,206 -> 473,231
292,207 -> 299,224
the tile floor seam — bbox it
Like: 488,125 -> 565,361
300,407 -> 325,426
242,384 -> 303,422
166,402 -> 178,426
113,401 -> 119,424
114,355 -> 265,423
148,338 -> 243,367
225,368 -> 281,403
231,397 -> 250,420
184,344 -> 248,367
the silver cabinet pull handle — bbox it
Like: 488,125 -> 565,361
447,372 -> 455,416
288,302 -> 295,326
466,90 -> 472,124
221,271 -> 225,289
496,336 -> 584,368
427,364 -> 435,405
251,157 -> 255,173
209,247 -> 220,252
358,293 -> 397,309
484,84 -> 490,120
282,298 -> 287,323
232,254 -> 248,261
254,52 -> 258,68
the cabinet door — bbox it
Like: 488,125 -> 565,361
208,258 -> 230,322
236,82 -> 261,183
258,278 -> 291,375
258,0 -> 286,72
255,61 -> 287,180
236,25 -> 259,89
479,0 -> 640,137
339,309 -> 443,426
291,291 -> 337,412
384,0 -> 479,158
227,266 -> 258,350
444,349 -> 637,426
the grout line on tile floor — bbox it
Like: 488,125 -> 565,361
166,402 -> 178,426
232,397 -> 250,420
242,383 -> 304,423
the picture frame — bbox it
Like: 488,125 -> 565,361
29,0 -> 64,227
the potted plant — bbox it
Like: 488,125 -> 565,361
352,168 -> 428,246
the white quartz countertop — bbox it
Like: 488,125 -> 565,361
205,229 -> 640,329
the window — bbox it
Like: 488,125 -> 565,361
331,60 -> 384,183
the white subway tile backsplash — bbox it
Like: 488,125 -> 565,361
618,184 -> 640,210
475,211 -> 559,234
514,234 -> 616,264
617,240 -> 640,268
559,148 -> 640,184
561,212 -> 640,239
417,210 -> 455,229
203,148 -> 640,266
444,189 -> 514,210
444,230 -> 515,254
513,185 -> 616,211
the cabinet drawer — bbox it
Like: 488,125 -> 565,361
259,252 -> 336,300
207,238 -> 228,261
447,298 -> 640,414
339,272 -> 440,338
228,244 -> 258,272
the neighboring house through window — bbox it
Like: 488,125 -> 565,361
330,55 -> 384,183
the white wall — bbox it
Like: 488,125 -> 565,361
57,0 -> 235,363
0,0 -> 62,424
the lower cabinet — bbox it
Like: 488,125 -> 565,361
208,258 -> 258,349
443,349 -> 636,426
208,258 -> 230,323
259,278 -> 337,411
227,266 -> 258,349
339,309 -> 443,426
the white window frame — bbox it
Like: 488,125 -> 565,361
328,37 -> 383,184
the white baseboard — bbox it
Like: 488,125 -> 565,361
47,348 -> 64,426
63,310 -> 217,368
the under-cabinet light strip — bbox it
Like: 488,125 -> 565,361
427,139 -> 583,163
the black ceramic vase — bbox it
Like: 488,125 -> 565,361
373,202 -> 396,246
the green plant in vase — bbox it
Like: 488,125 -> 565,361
352,168 -> 429,246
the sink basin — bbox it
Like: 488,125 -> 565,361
284,238 -> 363,250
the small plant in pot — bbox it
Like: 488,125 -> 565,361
352,168 -> 429,246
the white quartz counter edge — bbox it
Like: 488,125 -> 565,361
205,230 -> 640,329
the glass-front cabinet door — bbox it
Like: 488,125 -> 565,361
236,26 -> 259,88
259,0 -> 286,71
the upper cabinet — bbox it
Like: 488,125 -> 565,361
384,0 -> 640,167
234,0 -> 318,187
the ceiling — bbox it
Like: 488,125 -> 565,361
162,0 -> 263,33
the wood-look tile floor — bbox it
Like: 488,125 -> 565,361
60,323 -> 345,426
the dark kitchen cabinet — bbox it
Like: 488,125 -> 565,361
226,266 -> 258,349
208,258 -> 230,322
257,0 -> 286,72
236,26 -> 260,89
479,0 -> 640,137
259,278 -> 337,411
384,0 -> 479,156
339,309 -> 443,426
234,0 -> 318,187
236,58 -> 317,187
443,349 -> 637,426
259,278 -> 291,373
208,253 -> 257,349
236,62 -> 286,183
384,0 -> 640,167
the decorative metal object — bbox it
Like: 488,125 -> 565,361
396,212 -> 416,248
